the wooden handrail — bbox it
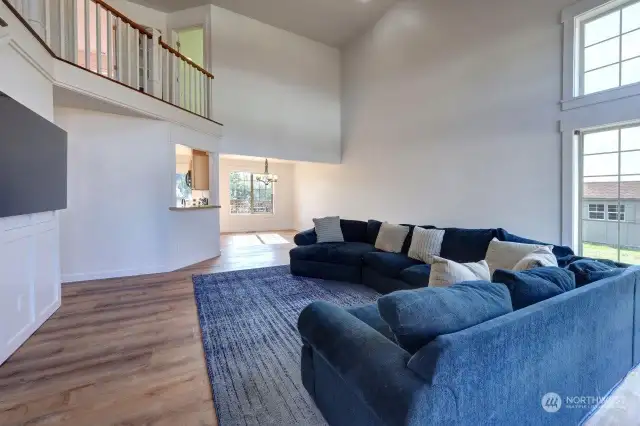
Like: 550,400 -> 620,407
158,37 -> 214,79
93,0 -> 152,38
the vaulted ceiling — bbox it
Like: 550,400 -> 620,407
128,0 -> 398,47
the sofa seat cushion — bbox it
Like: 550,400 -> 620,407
492,267 -> 576,310
377,281 -> 512,353
290,242 -> 376,267
566,259 -> 627,287
400,264 -> 432,288
347,304 -> 396,343
363,252 -> 424,279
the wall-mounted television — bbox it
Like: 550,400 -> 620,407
0,91 -> 67,219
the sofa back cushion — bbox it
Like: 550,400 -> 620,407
366,220 -> 383,245
496,229 -> 574,261
492,267 -> 576,310
377,281 -> 512,353
340,219 -> 368,243
440,228 -> 498,263
567,259 -> 627,287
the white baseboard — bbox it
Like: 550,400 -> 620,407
170,251 -> 222,272
62,264 -> 169,284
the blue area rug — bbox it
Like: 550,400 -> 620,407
192,265 -> 380,426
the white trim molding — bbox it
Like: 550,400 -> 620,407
560,106 -> 640,249
562,0 -> 640,110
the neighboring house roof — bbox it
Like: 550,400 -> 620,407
584,181 -> 640,200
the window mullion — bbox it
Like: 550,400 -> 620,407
619,11 -> 624,87
617,129 -> 622,262
250,173 -> 255,214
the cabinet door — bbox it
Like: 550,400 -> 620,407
192,150 -> 210,190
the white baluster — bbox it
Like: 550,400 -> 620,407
189,64 -> 192,111
96,4 -> 102,74
201,74 -> 205,116
83,0 -> 89,69
124,24 -> 132,85
142,33 -> 148,92
205,77 -> 209,118
59,0 -> 66,59
106,11 -> 113,78
116,18 -> 123,82
23,0 -> 45,40
209,77 -> 214,119
180,60 -> 185,108
149,29 -> 162,97
134,29 -> 140,89
71,0 -> 78,63
163,48 -> 170,101
44,0 -> 51,46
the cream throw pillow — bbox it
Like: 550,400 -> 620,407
375,223 -> 410,253
485,238 -> 550,274
513,246 -> 558,271
408,228 -> 445,263
429,256 -> 491,288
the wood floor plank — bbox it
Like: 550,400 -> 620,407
0,231 -> 296,426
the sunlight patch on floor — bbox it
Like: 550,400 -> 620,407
257,233 -> 289,245
224,234 -> 263,247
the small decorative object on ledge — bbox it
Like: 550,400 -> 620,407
256,158 -> 279,186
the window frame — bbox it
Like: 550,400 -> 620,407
229,171 -> 275,216
607,203 -> 627,221
562,0 -> 640,110
588,203 -> 606,220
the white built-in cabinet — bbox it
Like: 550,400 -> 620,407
0,212 -> 61,365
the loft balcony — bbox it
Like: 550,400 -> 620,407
1,0 -> 222,131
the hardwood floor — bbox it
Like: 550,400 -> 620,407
0,231 -> 296,426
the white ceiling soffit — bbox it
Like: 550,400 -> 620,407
127,0 -> 399,47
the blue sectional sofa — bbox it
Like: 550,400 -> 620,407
291,219 -> 640,425
290,219 -> 574,294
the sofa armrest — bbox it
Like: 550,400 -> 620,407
294,228 -> 317,246
298,301 -> 455,426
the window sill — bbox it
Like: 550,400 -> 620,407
229,213 -> 275,216
562,82 -> 640,111
169,206 -> 221,211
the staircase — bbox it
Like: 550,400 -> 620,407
2,0 -> 217,122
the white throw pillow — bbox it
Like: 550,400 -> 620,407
513,246 -> 558,271
375,223 -> 410,253
408,228 -> 445,263
429,256 -> 491,288
484,238 -> 550,274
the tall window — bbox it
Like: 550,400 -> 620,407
229,172 -> 274,215
580,125 -> 640,264
579,1 -> 640,95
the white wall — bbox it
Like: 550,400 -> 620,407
108,0 -> 168,35
219,157 -> 295,233
55,108 -> 221,281
295,0 -> 576,243
0,2 -> 61,365
206,6 -> 342,164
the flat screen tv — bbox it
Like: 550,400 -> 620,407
0,91 -> 67,219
